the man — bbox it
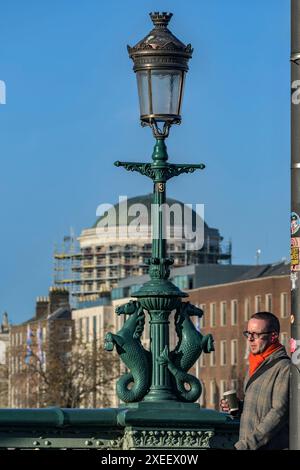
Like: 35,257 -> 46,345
220,312 -> 290,450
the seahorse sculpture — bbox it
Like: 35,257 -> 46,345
159,301 -> 214,402
104,300 -> 151,403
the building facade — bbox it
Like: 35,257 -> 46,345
71,303 -> 119,408
9,288 -> 73,408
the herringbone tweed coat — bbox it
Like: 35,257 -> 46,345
235,346 -> 290,450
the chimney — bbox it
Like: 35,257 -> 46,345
1,312 -> 9,333
48,287 -> 69,314
35,297 -> 49,320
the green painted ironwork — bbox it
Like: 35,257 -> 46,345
108,135 -> 213,404
104,300 -> 151,402
0,406 -> 239,449
158,303 -> 214,402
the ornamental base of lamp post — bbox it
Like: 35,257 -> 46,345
119,401 -> 239,450
134,281 -> 186,403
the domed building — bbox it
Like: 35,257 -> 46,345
56,195 -> 231,301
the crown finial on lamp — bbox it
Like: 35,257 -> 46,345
149,12 -> 173,28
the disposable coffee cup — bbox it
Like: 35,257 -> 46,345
223,389 -> 239,412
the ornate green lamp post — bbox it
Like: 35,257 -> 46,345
103,12 -> 239,451
105,12 -> 214,405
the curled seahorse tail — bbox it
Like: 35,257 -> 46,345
116,373 -> 149,403
175,373 -> 202,402
163,356 -> 202,403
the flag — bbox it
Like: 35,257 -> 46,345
25,324 -> 33,364
37,323 -> 43,364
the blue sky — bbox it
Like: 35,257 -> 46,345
0,0 -> 290,324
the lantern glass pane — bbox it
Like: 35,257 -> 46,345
178,72 -> 186,114
136,71 -> 150,116
151,70 -> 181,118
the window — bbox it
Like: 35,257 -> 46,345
265,293 -> 272,311
79,318 -> 83,340
255,295 -> 262,312
61,326 -> 72,341
210,303 -> 216,327
93,316 -> 97,339
210,380 -> 217,406
244,298 -> 251,321
231,339 -> 238,365
231,300 -> 238,325
244,342 -> 250,361
199,353 -> 205,367
220,302 -> 227,326
280,332 -> 289,350
220,340 -> 227,366
281,293 -> 289,318
220,380 -> 227,397
231,379 -> 238,392
200,304 -> 206,312
199,304 -> 206,328
210,349 -> 216,367
199,380 -> 205,407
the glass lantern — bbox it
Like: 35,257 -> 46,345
128,12 -> 192,134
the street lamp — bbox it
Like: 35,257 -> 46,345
107,12 -> 214,404
127,12 -> 193,138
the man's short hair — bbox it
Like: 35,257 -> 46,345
250,311 -> 280,334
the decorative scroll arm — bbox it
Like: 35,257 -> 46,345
115,161 -> 205,182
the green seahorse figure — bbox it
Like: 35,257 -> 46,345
104,300 -> 151,402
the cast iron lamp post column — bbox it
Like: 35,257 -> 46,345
107,12 -> 213,404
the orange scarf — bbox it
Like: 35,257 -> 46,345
249,342 -> 283,377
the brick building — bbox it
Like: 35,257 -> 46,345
9,287 -> 73,407
187,263 -> 290,410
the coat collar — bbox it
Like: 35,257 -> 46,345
244,346 -> 287,389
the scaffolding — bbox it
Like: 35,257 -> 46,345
53,228 -> 81,307
53,227 -> 232,308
